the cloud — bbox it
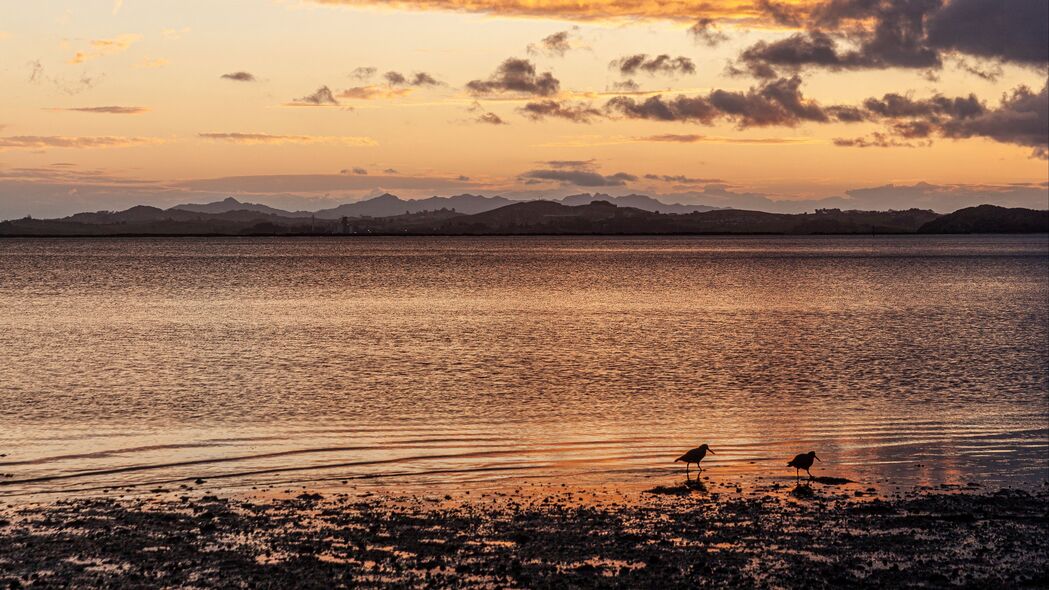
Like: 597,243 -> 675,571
520,169 -> 637,187
527,30 -> 579,57
611,54 -> 696,77
519,99 -> 601,123
543,159 -> 596,169
689,19 -> 729,47
609,80 -> 641,92
475,112 -> 508,125
350,67 -> 377,80
606,76 -> 849,128
288,86 -> 340,106
308,0 -> 792,23
738,0 -> 1047,78
28,60 -> 101,95
637,133 -> 807,144
135,57 -> 169,69
221,71 -> 256,82
644,174 -> 725,184
854,83 -> 1049,158
383,71 -> 442,87
341,167 -> 369,175
466,58 -> 559,96
339,85 -> 413,99
0,136 -> 156,151
926,0 -> 1048,66
833,133 -> 932,148
50,106 -> 148,114
198,133 -> 377,146
68,34 -> 141,64
939,83 -> 1049,158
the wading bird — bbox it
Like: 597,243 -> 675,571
788,451 -> 821,481
675,444 -> 715,480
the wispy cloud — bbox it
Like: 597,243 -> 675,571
308,0 -> 789,24
0,136 -> 157,151
68,34 -> 142,64
339,86 -> 413,100
135,57 -> 168,69
198,133 -> 377,146
48,106 -> 149,115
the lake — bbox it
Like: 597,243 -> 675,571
1,235 -> 1046,498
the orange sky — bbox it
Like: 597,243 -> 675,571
0,0 -> 1046,217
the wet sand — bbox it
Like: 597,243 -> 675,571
1,478 -> 1047,589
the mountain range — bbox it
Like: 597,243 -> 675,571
170,193 -> 721,219
2,197 -> 1045,237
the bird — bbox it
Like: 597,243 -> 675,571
675,444 -> 715,480
787,451 -> 821,481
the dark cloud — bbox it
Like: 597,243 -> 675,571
383,71 -> 440,86
939,83 -> 1049,158
740,0 -> 1047,79
384,168 -> 398,174
520,169 -> 637,187
846,82 -> 1048,158
756,0 -> 804,27
340,167 -> 368,175
351,67 -> 377,80
926,0 -> 1048,66
466,58 -> 559,96
519,100 -> 601,123
606,76 -> 849,128
221,71 -> 256,82
611,54 -> 696,77
290,86 -> 339,106
384,71 -> 407,85
527,30 -> 575,57
476,112 -> 508,125
688,19 -> 729,47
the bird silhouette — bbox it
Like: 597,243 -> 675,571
787,451 -> 821,481
675,443 -> 715,480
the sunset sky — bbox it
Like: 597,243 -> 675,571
0,0 -> 1046,218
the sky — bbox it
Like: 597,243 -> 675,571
0,0 -> 1046,218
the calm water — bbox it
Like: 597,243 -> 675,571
1,235 -> 1047,498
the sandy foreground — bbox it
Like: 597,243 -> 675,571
1,477 -> 1047,589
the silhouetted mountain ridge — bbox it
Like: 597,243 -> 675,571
2,201 -> 1044,236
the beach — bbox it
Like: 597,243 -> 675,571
2,478 -> 1047,588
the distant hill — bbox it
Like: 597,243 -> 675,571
2,200 -> 1044,237
312,193 -> 516,219
167,192 -> 717,220
557,193 -> 721,214
172,197 -> 308,218
917,205 -> 1049,234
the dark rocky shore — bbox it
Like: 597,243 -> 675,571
1,482 -> 1047,589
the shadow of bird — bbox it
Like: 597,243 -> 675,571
787,451 -> 821,481
675,444 -> 715,481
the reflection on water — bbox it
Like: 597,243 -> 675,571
0,235 -> 1046,498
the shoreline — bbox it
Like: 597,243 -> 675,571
2,479 -> 1046,588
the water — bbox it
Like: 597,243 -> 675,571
1,235 -> 1046,498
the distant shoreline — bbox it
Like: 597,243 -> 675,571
2,230 -> 1049,239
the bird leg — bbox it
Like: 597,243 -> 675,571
685,462 -> 690,481
807,468 -> 813,480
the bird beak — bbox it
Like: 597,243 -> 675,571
708,449 -> 716,455
814,455 -> 822,462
